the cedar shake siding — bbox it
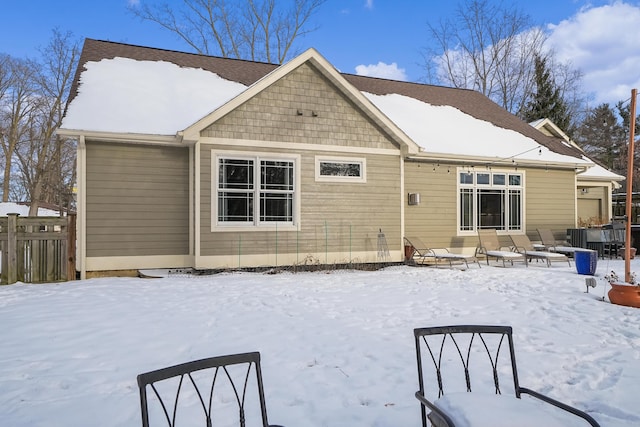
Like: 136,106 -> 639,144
85,142 -> 189,257
201,62 -> 399,150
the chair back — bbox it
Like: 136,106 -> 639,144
477,229 -> 503,251
536,228 -> 557,246
413,326 -> 602,427
137,352 -> 275,427
509,234 -> 535,251
404,236 -> 429,253
611,222 -> 626,244
414,325 -> 520,398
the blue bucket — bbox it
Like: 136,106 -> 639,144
575,250 -> 597,275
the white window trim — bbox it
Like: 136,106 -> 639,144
456,168 -> 525,236
314,156 -> 367,183
211,150 -> 301,232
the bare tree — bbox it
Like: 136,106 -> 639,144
422,0 -> 574,117
0,55 -> 37,202
14,29 -> 80,215
129,0 -> 326,63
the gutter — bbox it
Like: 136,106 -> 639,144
56,128 -> 192,146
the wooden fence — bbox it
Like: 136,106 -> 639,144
0,213 -> 76,285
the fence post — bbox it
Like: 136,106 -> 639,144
7,213 -> 18,285
67,213 -> 77,281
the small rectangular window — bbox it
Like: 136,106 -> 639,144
315,156 -> 366,182
493,174 -> 505,185
477,173 -> 490,185
460,172 -> 473,185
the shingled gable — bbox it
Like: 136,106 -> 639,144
64,39 -> 586,163
180,47 -> 421,155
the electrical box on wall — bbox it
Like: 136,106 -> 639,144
408,193 -> 421,205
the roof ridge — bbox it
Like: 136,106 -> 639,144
83,38 -> 279,67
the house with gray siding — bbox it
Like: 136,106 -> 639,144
59,39 -> 593,277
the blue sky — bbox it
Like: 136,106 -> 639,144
2,0 -> 640,105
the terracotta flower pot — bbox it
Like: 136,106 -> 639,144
608,283 -> 640,308
621,247 -> 637,260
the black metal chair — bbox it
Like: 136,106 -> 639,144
414,325 -> 600,427
137,352 -> 284,427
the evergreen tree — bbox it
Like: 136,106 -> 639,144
616,100 -> 640,138
520,55 -> 572,134
575,103 -> 626,171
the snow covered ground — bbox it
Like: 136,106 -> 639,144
1,259 -> 639,426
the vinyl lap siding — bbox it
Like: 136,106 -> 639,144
404,162 -> 463,248
86,142 -> 189,257
200,146 -> 401,262
526,168 -> 576,235
404,163 -> 578,248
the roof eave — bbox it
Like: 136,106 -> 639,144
57,128 -> 186,146
407,151 -> 591,169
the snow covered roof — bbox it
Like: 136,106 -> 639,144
364,92 -> 587,164
62,58 -> 247,134
528,118 -> 623,181
578,158 -> 625,181
61,39 -> 589,166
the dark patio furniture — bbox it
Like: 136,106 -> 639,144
603,222 -> 625,259
414,325 -> 600,427
137,352 -> 284,427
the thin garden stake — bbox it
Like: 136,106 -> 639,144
238,235 -> 242,268
275,222 -> 278,267
349,224 -> 352,265
325,220 -> 328,264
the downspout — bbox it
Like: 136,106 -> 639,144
189,144 -> 195,266
400,151 -> 405,262
78,135 -> 86,280
194,141 -> 201,268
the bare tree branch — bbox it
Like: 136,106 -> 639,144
0,56 -> 37,202
423,0 -> 547,114
129,0 -> 325,63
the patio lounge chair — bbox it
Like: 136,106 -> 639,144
476,229 -> 526,267
137,352 -> 284,427
509,234 -> 571,267
404,236 -> 480,268
537,228 -> 581,256
413,325 -> 601,427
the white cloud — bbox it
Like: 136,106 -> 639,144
548,2 -> 640,105
364,0 -> 373,10
355,61 -> 407,81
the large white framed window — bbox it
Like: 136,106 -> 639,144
458,169 -> 523,233
214,152 -> 299,229
315,156 -> 366,183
